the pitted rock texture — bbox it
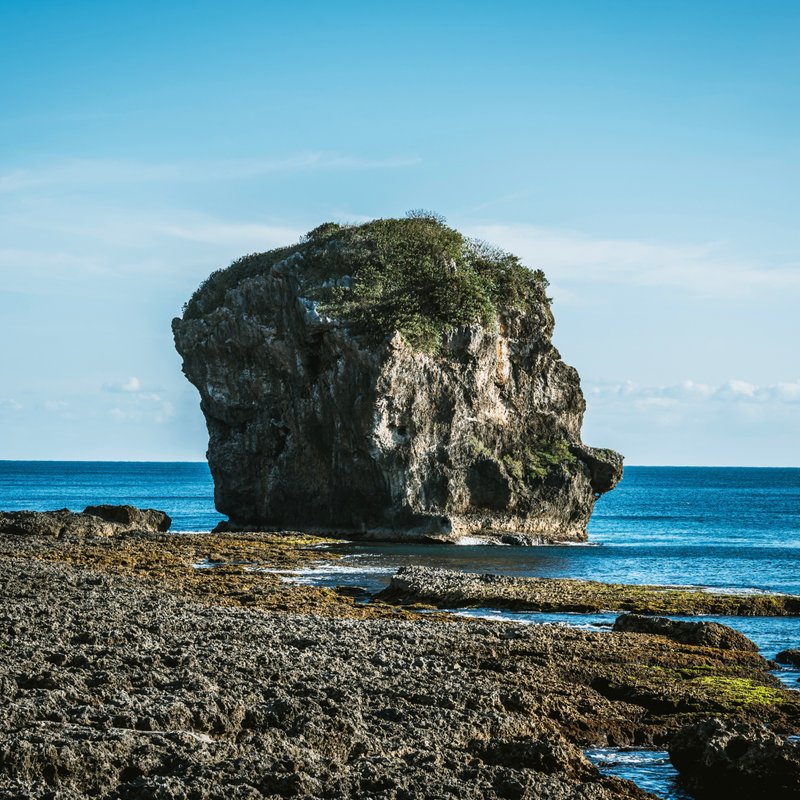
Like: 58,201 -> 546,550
173,218 -> 622,542
669,718 -> 800,798
0,505 -> 171,538
4,529 -> 799,799
376,566 -> 800,617
1,556 -> 656,800
777,649 -> 800,667
612,614 -> 760,652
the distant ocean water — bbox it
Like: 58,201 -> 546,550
0,461 -> 224,532
1,462 -> 798,593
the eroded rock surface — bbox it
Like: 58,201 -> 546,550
377,566 -> 800,616
1,557 -> 654,799
669,718 -> 800,798
612,614 -> 760,651
3,527 -> 799,799
173,217 -> 622,542
777,648 -> 800,667
0,505 -> 171,538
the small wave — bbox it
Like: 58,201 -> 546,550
310,540 -> 353,548
250,562 -> 395,586
253,563 -> 394,576
558,541 -> 602,547
455,536 -> 500,546
192,559 -> 223,569
585,748 -> 671,767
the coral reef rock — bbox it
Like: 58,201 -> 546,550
669,717 -> 800,799
173,216 -> 622,542
0,506 -> 171,538
776,648 -> 800,667
612,614 -> 760,652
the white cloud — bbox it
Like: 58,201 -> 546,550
717,379 -> 758,399
108,394 -> 174,424
0,399 -> 23,411
0,152 -> 421,194
588,378 -> 800,406
467,223 -> 800,298
103,377 -> 141,393
156,220 -> 303,247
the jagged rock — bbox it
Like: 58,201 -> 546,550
375,566 -> 800,616
173,217 -> 622,542
669,717 -> 800,798
83,504 -> 171,532
0,506 -> 171,538
612,614 -> 759,652
776,648 -> 800,666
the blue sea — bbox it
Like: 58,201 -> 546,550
2,462 -> 798,799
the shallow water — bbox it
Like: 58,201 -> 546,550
585,748 -> 692,800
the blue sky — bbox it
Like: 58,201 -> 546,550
1,1 -> 798,464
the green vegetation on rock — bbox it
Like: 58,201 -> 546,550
183,213 -> 550,353
470,437 -> 577,486
521,438 -> 577,479
691,676 -> 787,709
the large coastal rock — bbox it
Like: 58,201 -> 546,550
173,216 -> 622,542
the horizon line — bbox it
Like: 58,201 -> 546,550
1,459 -> 798,469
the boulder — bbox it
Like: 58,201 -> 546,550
669,717 -> 800,798
83,504 -> 171,532
0,506 -> 171,538
612,614 -> 759,652
173,216 -> 622,542
776,649 -> 800,667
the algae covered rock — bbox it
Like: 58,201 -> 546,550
0,506 -> 171,538
173,215 -> 622,542
612,614 -> 760,652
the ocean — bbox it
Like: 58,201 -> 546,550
3,463 -> 797,589
2,461 -> 798,800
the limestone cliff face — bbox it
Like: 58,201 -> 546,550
173,218 -> 622,542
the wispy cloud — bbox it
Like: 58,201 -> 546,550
0,399 -> 23,412
109,399 -> 174,424
588,378 -> 800,409
468,224 -> 800,298
157,220 -> 303,247
103,380 -> 175,423
0,152 -> 421,193
103,376 -> 142,393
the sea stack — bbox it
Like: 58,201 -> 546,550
173,214 -> 622,542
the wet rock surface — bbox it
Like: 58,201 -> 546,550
668,718 -> 800,798
377,566 -> 800,616
612,615 -> 760,651
0,505 -> 171,538
172,219 -> 622,543
776,649 -> 800,667
3,526 -> 799,799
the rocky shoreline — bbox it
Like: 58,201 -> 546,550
377,566 -> 800,617
2,509 -> 800,799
